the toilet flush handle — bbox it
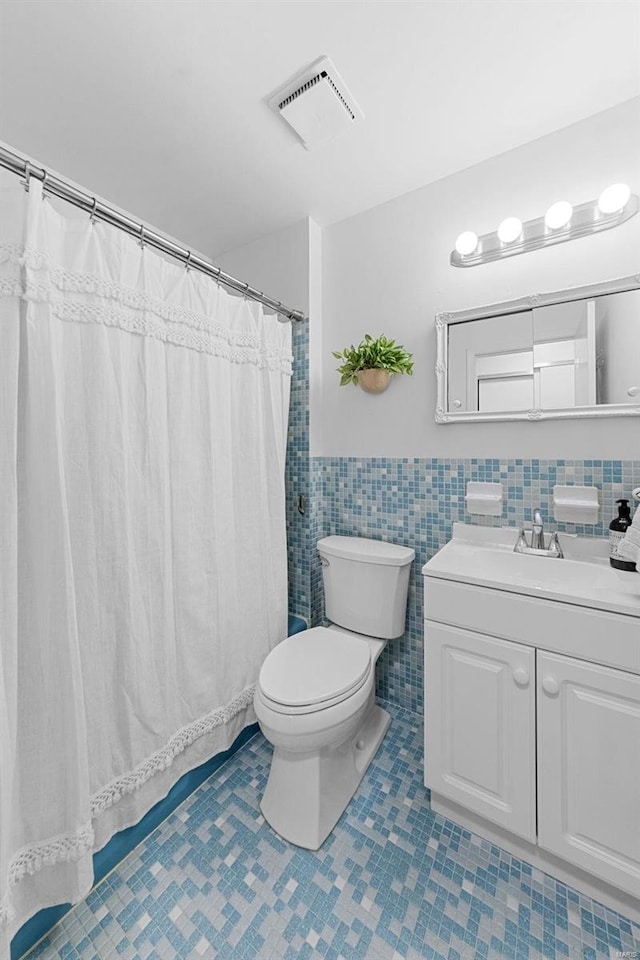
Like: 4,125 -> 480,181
319,555 -> 330,567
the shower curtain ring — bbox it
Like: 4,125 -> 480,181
89,197 -> 98,223
138,224 -> 145,248
185,251 -> 192,271
243,281 -> 250,301
41,169 -> 49,194
22,161 -> 31,192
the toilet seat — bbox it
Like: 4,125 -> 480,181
258,626 -> 372,715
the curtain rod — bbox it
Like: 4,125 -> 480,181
0,144 -> 306,323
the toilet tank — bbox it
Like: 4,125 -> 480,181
317,536 -> 415,639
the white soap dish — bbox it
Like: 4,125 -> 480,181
553,485 -> 599,524
465,481 -> 503,517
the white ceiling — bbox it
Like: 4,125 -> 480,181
1,0 -> 638,257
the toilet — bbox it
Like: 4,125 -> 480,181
254,535 -> 415,850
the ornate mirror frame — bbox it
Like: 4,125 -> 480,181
435,275 -> 640,424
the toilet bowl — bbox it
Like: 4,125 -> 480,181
254,536 -> 415,850
254,624 -> 389,850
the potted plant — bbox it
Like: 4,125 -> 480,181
333,334 -> 414,394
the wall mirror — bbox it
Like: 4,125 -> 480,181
435,276 -> 640,423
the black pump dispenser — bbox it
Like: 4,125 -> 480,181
609,499 -> 636,571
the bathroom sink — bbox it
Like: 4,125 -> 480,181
423,523 -> 640,618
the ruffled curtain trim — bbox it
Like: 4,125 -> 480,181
0,822 -> 94,925
90,685 -> 255,817
2,684 -> 255,923
0,244 -> 293,373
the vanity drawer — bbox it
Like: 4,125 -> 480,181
425,577 -> 640,675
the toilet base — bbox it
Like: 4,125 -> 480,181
260,701 -> 390,850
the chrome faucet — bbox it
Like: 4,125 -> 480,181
531,507 -> 545,550
514,507 -> 564,558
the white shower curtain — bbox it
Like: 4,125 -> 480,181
0,177 -> 291,950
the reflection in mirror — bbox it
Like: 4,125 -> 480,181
445,287 -> 640,417
595,291 -> 639,405
448,311 -> 533,413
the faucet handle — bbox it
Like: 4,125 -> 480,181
514,529 -> 528,553
548,532 -> 564,559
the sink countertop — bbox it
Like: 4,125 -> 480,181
422,523 -> 640,619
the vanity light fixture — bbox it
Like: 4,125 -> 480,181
455,231 -> 479,256
597,182 -> 631,215
451,182 -> 637,267
497,217 -> 523,244
544,200 -> 573,230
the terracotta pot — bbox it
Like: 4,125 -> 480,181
356,369 -> 392,394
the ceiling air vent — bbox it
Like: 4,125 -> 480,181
268,57 -> 364,151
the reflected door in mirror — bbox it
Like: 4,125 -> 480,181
445,287 -> 639,417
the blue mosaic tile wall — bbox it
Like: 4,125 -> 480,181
284,320 -> 325,629
313,457 -> 640,714
285,322 -> 311,622
309,465 -> 325,627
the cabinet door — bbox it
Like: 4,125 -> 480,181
537,651 -> 640,897
425,622 -> 536,841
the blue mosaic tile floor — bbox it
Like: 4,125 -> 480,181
27,702 -> 639,960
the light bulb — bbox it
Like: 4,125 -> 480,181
497,217 -> 523,244
544,200 -> 573,230
598,183 -> 630,215
455,231 -> 478,256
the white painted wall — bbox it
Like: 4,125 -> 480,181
217,219 -> 311,318
217,217 -> 325,453
308,220 -> 323,456
321,98 -> 640,459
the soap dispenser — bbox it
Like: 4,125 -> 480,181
609,499 -> 636,571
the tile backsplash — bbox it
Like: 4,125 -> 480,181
313,456 -> 639,713
289,451 -> 638,714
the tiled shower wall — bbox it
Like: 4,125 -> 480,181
285,323 -> 324,629
286,322 -> 639,714
285,323 -> 310,615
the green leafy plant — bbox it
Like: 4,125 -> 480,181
333,334 -> 414,386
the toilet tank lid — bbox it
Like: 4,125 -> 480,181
318,536 -> 415,566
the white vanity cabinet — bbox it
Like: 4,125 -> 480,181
537,651 -> 640,896
423,523 -> 640,921
425,624 -> 536,842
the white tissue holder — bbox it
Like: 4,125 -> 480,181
553,485 -> 599,524
465,481 -> 503,517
